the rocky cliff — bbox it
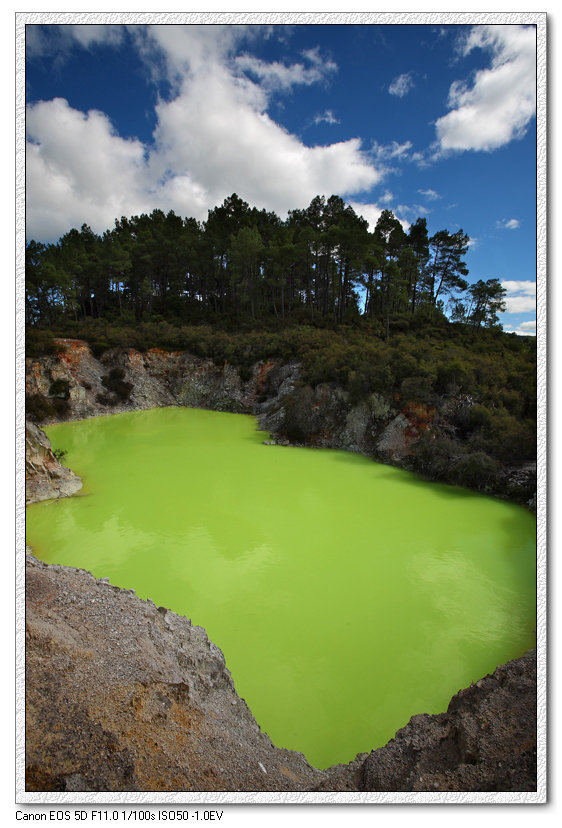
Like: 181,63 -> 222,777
24,338 -> 538,793
25,552 -> 323,793
25,549 -> 537,793
25,420 -> 82,504
26,338 -> 536,505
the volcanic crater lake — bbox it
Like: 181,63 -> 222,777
26,407 -> 536,769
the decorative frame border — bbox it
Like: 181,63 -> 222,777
15,10 -> 547,806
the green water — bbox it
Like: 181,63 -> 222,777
26,407 -> 536,770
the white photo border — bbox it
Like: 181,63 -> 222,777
15,9 -> 547,806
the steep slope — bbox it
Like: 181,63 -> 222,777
25,552 -> 324,793
25,420 -> 82,503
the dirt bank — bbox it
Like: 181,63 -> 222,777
25,552 -> 537,793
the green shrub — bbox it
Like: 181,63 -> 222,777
400,376 -> 433,405
470,409 -> 536,464
409,431 -> 461,481
388,351 -> 420,385
448,451 -> 499,490
89,340 -> 111,359
454,402 -> 491,438
347,364 -> 389,404
49,378 -> 71,399
100,367 -> 133,404
25,328 -> 57,358
468,404 -> 492,430
26,393 -> 56,422
51,397 -> 70,418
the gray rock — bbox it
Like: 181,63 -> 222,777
25,554 -> 324,793
25,420 -> 82,504
357,650 -> 537,792
376,414 -> 412,460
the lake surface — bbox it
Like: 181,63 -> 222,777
26,407 -> 536,770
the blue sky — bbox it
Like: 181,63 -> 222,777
25,21 -> 538,334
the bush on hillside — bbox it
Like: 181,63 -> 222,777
49,378 -> 71,399
26,393 -> 69,421
409,431 -> 461,481
26,393 -> 56,422
448,451 -> 499,490
97,367 -> 133,405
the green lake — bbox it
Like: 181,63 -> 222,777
26,407 -> 536,770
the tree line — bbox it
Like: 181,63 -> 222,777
25,194 -> 506,332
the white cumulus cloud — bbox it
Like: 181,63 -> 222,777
26,98 -> 149,240
435,25 -> 536,153
418,188 -> 441,200
501,280 -> 536,313
496,218 -> 520,230
380,190 -> 395,205
235,47 -> 337,91
503,319 -> 536,336
313,110 -> 339,126
68,25 -> 125,50
371,140 -> 413,162
26,26 -> 384,240
388,72 -> 415,98
149,62 -> 380,222
397,204 -> 428,221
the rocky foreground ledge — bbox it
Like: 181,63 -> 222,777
25,550 -> 537,793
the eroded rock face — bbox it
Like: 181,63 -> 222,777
359,651 -> 537,792
25,339 -> 269,422
25,421 -> 82,504
25,553 -> 324,793
25,339 -> 536,506
24,551 -> 537,793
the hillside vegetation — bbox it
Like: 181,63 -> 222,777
25,194 -> 536,491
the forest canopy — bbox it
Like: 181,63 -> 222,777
26,194 -> 508,333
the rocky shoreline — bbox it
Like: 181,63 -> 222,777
25,337 -> 536,507
24,338 -> 538,793
25,550 -> 537,793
